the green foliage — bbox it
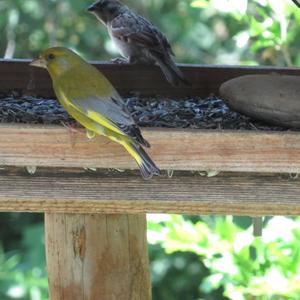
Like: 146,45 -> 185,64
148,215 -> 300,299
149,244 -> 219,300
1,0 -> 300,65
5,214 -> 300,299
0,221 -> 47,300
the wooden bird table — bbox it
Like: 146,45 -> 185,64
1,60 -> 300,299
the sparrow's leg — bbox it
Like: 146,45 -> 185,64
111,56 -> 153,65
128,56 -> 139,64
111,56 -> 140,64
111,57 -> 129,64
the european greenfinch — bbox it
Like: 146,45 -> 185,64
87,0 -> 189,87
30,47 -> 160,179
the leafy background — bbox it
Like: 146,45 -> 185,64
1,0 -> 300,299
2,0 -> 300,66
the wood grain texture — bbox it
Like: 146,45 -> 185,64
2,59 -> 300,98
1,168 -> 300,216
0,124 -> 300,173
45,213 -> 151,300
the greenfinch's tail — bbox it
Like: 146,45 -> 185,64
123,142 -> 161,180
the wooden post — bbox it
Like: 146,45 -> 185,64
45,213 -> 151,300
253,217 -> 263,237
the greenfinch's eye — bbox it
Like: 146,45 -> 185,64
48,53 -> 55,60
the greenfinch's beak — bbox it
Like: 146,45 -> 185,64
30,57 -> 47,69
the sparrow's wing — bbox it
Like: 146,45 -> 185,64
110,13 -> 174,56
109,10 -> 188,86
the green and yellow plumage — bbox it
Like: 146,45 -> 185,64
30,47 -> 160,179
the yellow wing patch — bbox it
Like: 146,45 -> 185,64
86,110 -> 125,136
55,86 -> 128,137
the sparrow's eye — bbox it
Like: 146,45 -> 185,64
48,53 -> 55,60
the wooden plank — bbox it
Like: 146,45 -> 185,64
0,124 -> 299,173
2,59 -> 300,98
0,168 -> 300,216
45,213 -> 151,300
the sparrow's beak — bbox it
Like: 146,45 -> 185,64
30,57 -> 47,69
87,4 -> 96,12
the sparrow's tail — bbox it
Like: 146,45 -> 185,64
151,52 -> 190,87
123,141 -> 161,180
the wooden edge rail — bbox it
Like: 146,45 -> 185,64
0,167 -> 300,216
2,59 -> 300,97
0,124 -> 300,173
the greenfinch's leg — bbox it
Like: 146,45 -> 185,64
61,121 -> 79,133
60,121 -> 79,147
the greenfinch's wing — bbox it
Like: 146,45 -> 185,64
70,95 -> 150,147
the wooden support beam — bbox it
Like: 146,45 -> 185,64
45,213 -> 151,300
252,217 -> 263,237
2,59 -> 300,98
0,168 -> 300,216
0,124 -> 300,173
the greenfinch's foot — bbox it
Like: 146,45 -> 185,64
61,121 -> 79,147
61,121 -> 79,133
86,130 -> 96,139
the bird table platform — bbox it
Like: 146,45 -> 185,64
1,59 -> 300,299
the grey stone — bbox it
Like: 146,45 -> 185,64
220,74 -> 300,128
